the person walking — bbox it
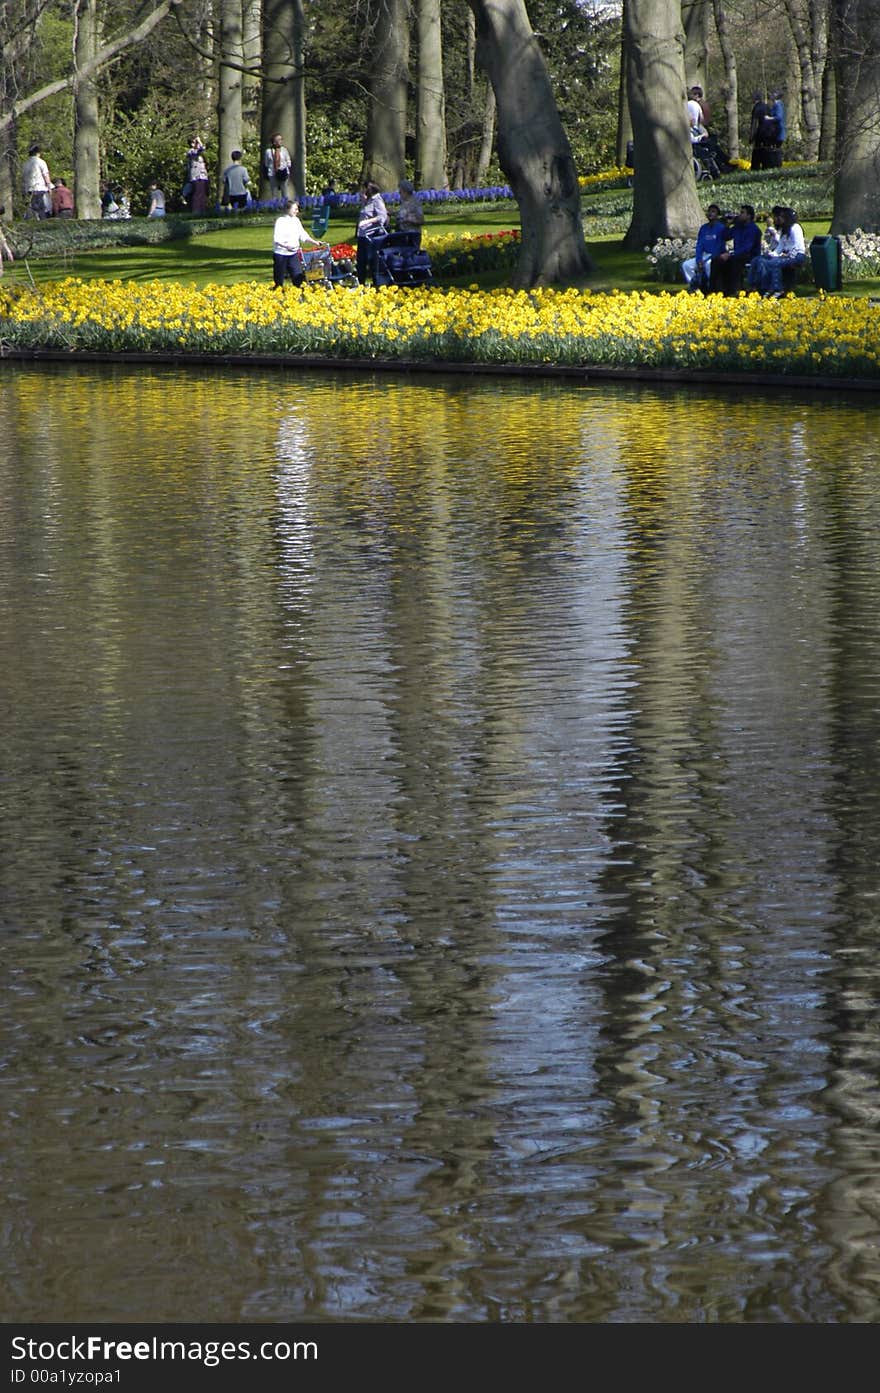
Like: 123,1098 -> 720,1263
355,180 -> 389,283
221,150 -> 252,210
22,143 -> 52,219
272,198 -> 325,290
263,134 -> 292,200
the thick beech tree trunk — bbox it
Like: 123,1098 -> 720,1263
73,0 -> 101,219
417,0 -> 448,188
217,0 -> 244,186
624,0 -> 703,248
364,0 -> 409,189
467,0 -> 592,287
260,0 -> 296,197
681,0 -> 709,88
831,0 -> 880,232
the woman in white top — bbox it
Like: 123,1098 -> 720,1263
272,199 -> 325,289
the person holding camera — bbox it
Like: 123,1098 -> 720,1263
681,204 -> 727,293
710,205 -> 762,296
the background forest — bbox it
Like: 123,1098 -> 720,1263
0,0 -> 843,219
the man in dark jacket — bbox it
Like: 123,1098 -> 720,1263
710,205 -> 763,296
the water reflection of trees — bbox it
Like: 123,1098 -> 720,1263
5,369 -> 880,1321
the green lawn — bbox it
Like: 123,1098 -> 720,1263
4,173 -> 873,297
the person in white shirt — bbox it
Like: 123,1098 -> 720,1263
750,206 -> 806,297
272,199 -> 325,289
22,143 -> 52,219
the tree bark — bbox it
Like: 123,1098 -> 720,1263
73,0 -> 101,219
831,0 -> 880,232
475,79 -> 495,183
364,0 -> 409,189
217,0 -> 244,186
417,0 -> 448,188
681,0 -> 709,89
712,0 -> 739,159
467,0 -> 592,286
260,0 -> 296,197
617,1 -> 633,165
785,0 -> 822,158
624,0 -> 703,247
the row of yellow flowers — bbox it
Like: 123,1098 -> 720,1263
2,276 -> 879,378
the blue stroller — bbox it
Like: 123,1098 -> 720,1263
369,230 -> 433,287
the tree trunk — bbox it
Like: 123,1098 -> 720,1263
624,0 -> 703,247
417,0 -> 448,188
681,0 -> 709,88
291,0 -> 306,195
364,0 -> 409,189
617,2 -> 633,165
819,34 -> 836,160
712,0 -> 739,159
785,0 -> 822,158
475,80 -> 495,183
831,0 -> 880,232
467,0 -> 592,286
260,0 -> 296,198
217,0 -> 244,185
73,0 -> 101,219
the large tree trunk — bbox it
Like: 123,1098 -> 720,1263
217,0 -> 244,185
712,0 -> 739,159
364,0 -> 409,188
831,0 -> 880,232
624,0 -> 703,247
475,80 -> 495,183
681,0 -> 709,88
73,0 -> 101,219
617,1 -> 633,165
467,0 -> 592,287
417,0 -> 448,188
819,35 -> 836,159
785,0 -> 822,158
291,0 -> 306,195
260,0 -> 296,198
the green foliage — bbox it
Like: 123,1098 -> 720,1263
303,111 -> 364,196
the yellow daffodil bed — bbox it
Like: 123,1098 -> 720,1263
3,277 -> 879,381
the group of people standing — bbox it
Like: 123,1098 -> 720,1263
683,203 -> 806,298
21,144 -> 74,219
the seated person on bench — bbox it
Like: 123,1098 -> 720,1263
710,204 -> 762,296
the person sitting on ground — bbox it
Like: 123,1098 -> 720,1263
51,178 -> 74,218
221,150 -> 252,211
747,206 -> 806,298
272,198 -> 326,290
681,203 -> 727,293
396,178 -> 424,244
355,180 -> 389,283
147,182 -> 166,218
710,204 -> 762,297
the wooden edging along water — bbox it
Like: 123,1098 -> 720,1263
3,345 -> 880,394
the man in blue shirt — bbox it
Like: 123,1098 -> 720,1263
710,204 -> 763,296
681,204 -> 728,292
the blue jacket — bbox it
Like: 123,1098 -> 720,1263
695,219 -> 728,262
727,219 -> 762,260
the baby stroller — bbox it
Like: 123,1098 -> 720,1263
370,230 -> 433,287
301,245 -> 358,289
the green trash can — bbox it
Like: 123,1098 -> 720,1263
810,235 -> 842,291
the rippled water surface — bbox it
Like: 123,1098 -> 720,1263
3,363 -> 880,1323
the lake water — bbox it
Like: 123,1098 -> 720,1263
2,361 -> 880,1323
